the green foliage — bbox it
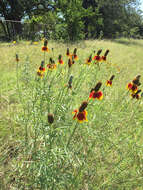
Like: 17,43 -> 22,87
0,0 -> 143,40
57,0 -> 89,41
1,39 -> 143,189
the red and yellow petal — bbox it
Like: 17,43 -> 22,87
47,64 -> 56,70
58,60 -> 64,64
86,59 -> 91,65
72,109 -> 88,123
89,91 -> 95,99
37,70 -> 44,78
93,55 -> 102,61
106,80 -> 112,86
89,91 -> 103,100
77,110 -> 87,123
42,46 -> 49,52
127,82 -> 137,93
39,66 -> 46,72
72,109 -> 78,120
102,56 -> 106,61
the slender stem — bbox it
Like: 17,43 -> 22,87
66,122 -> 78,148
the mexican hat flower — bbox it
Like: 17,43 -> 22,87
127,83 -> 138,93
39,61 -> 46,72
42,39 -> 49,52
72,101 -> 88,123
47,58 -> 56,70
102,49 -> 109,61
86,54 -> 92,65
48,113 -> 54,124
106,75 -> 115,86
72,48 -> 78,60
93,49 -> 102,63
89,82 -> 103,100
58,54 -> 64,64
66,48 -> 70,57
127,75 -> 141,93
37,61 -> 46,78
131,89 -> 141,100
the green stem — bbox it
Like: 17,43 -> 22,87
66,122 -> 78,148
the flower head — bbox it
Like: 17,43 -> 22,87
66,48 -> 70,57
42,46 -> 49,52
42,39 -> 49,52
89,91 -> 103,100
73,48 -> 78,60
106,75 -> 115,86
58,54 -> 64,64
93,49 -> 102,62
89,82 -> 103,100
72,101 -> 88,123
102,49 -> 109,61
127,75 -> 141,93
70,48 -> 78,60
37,70 -> 44,78
127,82 -> 138,93
86,54 -> 92,65
37,61 -> 46,77
47,58 -> 56,70
48,114 -> 54,124
73,109 -> 88,123
131,90 -> 141,100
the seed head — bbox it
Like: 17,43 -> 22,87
48,114 -> 54,124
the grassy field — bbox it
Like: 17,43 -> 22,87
0,38 -> 143,189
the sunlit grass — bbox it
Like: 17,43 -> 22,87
1,38 -> 143,189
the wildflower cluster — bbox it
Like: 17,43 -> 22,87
85,49 -> 110,65
127,75 -> 142,99
66,48 -> 78,68
32,41 -> 142,124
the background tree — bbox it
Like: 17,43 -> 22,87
0,0 -> 142,41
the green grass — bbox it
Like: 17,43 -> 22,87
1,38 -> 143,189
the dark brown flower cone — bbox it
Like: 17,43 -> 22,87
97,49 -> 102,56
48,114 -> 54,124
73,48 -> 77,55
79,101 -> 88,112
104,49 -> 109,57
110,75 -> 115,81
93,82 -> 102,92
132,75 -> 141,86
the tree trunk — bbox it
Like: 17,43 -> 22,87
0,21 -> 8,37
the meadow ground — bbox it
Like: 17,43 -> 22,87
0,38 -> 143,189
